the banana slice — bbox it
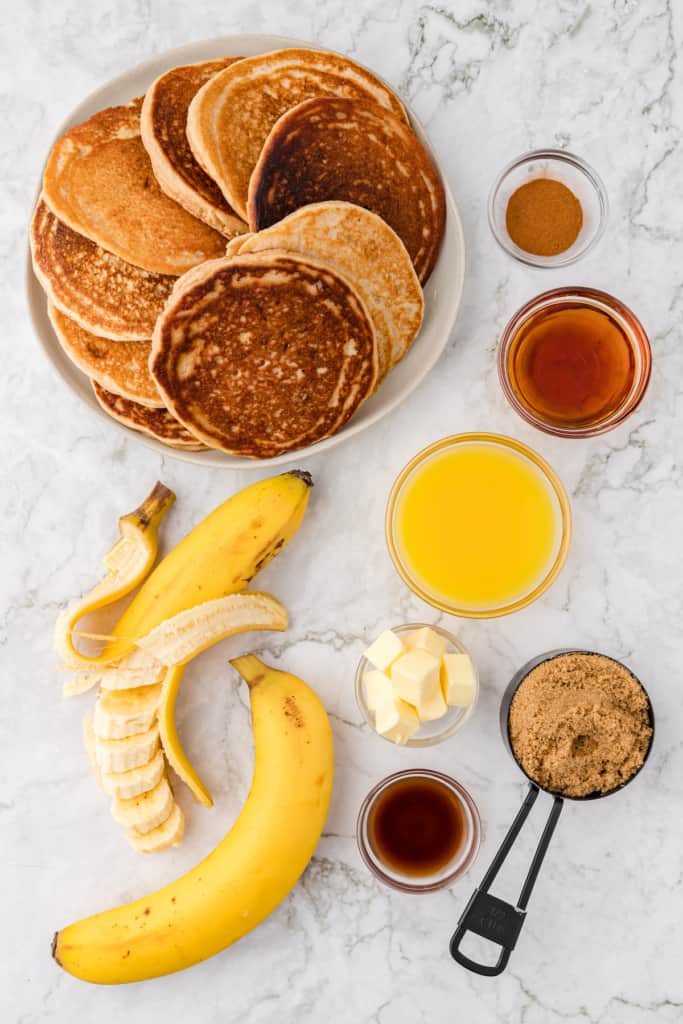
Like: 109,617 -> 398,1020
158,666 -> 212,807
82,715 -> 103,787
111,777 -> 174,834
95,723 -> 159,773
126,802 -> 185,853
100,749 -> 166,800
94,684 -> 162,740
134,592 -> 288,667
94,649 -> 166,692
54,483 -> 175,672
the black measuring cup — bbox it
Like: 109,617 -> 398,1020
450,648 -> 655,977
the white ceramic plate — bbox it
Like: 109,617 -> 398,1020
26,34 -> 466,469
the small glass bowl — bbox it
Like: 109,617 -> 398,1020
385,434 -> 572,619
356,769 -> 482,893
355,622 -> 478,747
498,287 -> 652,438
488,149 -> 608,268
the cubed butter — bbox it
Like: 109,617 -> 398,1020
404,626 -> 448,660
363,669 -> 394,712
364,629 -> 404,672
374,696 -> 420,745
416,684 -> 448,722
441,653 -> 476,707
391,650 -> 440,706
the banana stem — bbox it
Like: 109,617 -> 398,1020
121,482 -> 176,532
230,654 -> 268,688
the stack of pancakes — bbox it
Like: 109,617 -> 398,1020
31,48 -> 446,458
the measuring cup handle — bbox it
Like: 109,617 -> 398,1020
450,784 -> 563,976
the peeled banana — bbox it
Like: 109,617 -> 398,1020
53,657 -> 334,983
59,472 -> 312,853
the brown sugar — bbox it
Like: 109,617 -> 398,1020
508,653 -> 652,798
505,178 -> 583,256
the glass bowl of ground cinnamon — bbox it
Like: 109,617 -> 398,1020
488,150 -> 608,267
504,650 -> 654,800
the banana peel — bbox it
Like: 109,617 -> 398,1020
55,482 -> 175,672
158,666 -> 212,807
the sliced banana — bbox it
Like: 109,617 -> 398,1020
82,715 -> 103,787
100,749 -> 166,801
111,777 -> 174,834
95,722 -> 159,773
94,684 -> 162,739
126,802 -> 185,853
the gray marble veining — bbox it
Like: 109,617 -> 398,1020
2,1 -> 682,1021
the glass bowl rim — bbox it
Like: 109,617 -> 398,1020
354,621 -> 479,748
356,768 -> 482,893
497,286 -> 653,438
487,147 -> 609,268
385,432 -> 572,619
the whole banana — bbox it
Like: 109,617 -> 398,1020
53,656 -> 334,983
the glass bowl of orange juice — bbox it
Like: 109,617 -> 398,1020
385,433 -> 571,618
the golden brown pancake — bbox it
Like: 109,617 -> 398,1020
48,303 -> 162,408
224,233 -> 252,257
30,199 -> 175,340
42,98 -> 226,275
140,59 -> 247,236
248,97 -> 446,284
92,382 -> 205,449
237,202 -> 423,380
150,251 -> 377,458
186,48 -> 408,221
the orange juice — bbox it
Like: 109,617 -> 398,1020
390,437 -> 568,614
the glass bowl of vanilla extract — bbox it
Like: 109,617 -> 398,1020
356,769 -> 481,893
498,286 -> 652,438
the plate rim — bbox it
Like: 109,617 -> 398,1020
25,32 -> 466,469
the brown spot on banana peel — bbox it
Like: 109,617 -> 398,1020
283,695 -> 304,728
51,932 -> 61,966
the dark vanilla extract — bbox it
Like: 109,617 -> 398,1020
368,776 -> 465,877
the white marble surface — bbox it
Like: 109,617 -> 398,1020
2,1 -> 682,1020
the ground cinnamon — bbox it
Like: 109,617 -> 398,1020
508,653 -> 652,798
506,178 -> 583,256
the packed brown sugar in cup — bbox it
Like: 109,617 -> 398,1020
508,653 -> 652,798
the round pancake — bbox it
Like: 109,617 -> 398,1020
150,251 -> 377,458
237,202 -> 424,380
140,59 -> 247,236
248,97 -> 446,284
92,382 -> 205,449
48,303 -> 162,408
42,97 -> 226,275
186,48 -> 408,222
30,199 -> 175,340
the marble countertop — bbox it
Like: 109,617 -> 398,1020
3,1 -> 682,1021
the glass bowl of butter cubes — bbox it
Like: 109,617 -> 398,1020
355,623 -> 479,747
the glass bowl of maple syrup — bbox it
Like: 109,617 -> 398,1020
356,769 -> 481,893
498,287 -> 652,437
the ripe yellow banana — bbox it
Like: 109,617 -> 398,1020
100,471 -> 312,666
55,483 -> 175,673
53,656 -> 334,983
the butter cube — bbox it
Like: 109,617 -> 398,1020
391,650 -> 440,707
374,696 -> 420,745
404,626 -> 448,660
364,629 -> 404,672
441,653 -> 476,707
417,684 -> 448,723
363,670 -> 394,712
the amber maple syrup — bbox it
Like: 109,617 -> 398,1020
506,302 -> 637,429
367,776 -> 466,877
